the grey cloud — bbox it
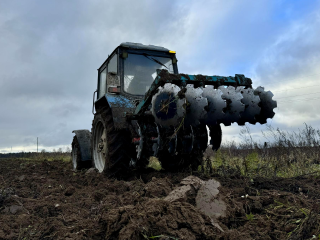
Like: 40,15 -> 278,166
0,0 -> 191,151
254,13 -> 320,86
230,8 -> 320,144
1,0 -> 320,151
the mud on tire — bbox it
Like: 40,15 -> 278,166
71,136 -> 92,170
91,107 -> 132,175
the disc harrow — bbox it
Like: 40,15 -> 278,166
236,87 -> 261,125
254,86 -> 277,124
184,84 -> 208,127
151,84 -> 276,128
151,83 -> 186,128
219,86 -> 245,126
202,86 -> 226,125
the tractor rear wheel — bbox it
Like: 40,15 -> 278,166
91,107 -> 131,175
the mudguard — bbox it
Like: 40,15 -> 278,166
72,130 -> 92,161
105,94 -> 136,129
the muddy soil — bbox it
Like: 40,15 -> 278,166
0,159 -> 319,240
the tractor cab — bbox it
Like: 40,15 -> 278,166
96,42 -> 178,99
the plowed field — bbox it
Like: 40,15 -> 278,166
0,159 -> 319,240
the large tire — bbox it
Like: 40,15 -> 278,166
71,136 -> 92,170
91,107 -> 131,175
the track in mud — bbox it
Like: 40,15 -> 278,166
0,158 -> 320,240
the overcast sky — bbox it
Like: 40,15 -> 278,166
0,0 -> 320,152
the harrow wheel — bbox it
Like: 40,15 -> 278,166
91,107 -> 131,175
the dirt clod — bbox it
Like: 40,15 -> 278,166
164,185 -> 195,203
85,167 -> 96,174
196,179 -> 226,219
4,205 -> 23,214
180,176 -> 204,190
64,186 -> 76,196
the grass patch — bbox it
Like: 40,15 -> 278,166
203,124 -> 320,179
147,157 -> 162,171
1,152 -> 71,163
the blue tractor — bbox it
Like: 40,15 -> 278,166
72,42 -> 277,174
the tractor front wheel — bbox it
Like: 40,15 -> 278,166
71,135 -> 92,170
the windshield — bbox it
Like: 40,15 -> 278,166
124,54 -> 174,95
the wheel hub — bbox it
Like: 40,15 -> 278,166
93,122 -> 108,172
98,129 -> 107,154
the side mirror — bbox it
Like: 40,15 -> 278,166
172,57 -> 178,64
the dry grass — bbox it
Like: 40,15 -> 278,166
204,124 -> 320,178
0,151 -> 71,162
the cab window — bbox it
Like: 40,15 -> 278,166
108,54 -> 117,73
98,67 -> 107,98
123,54 -> 173,95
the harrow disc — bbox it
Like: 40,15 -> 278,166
219,86 -> 245,126
179,126 -> 194,154
236,87 -> 261,125
184,84 -> 208,126
151,83 -> 186,128
202,86 -> 226,125
254,86 -> 277,124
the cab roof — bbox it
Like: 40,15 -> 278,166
120,42 -> 169,52
99,42 -> 172,71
